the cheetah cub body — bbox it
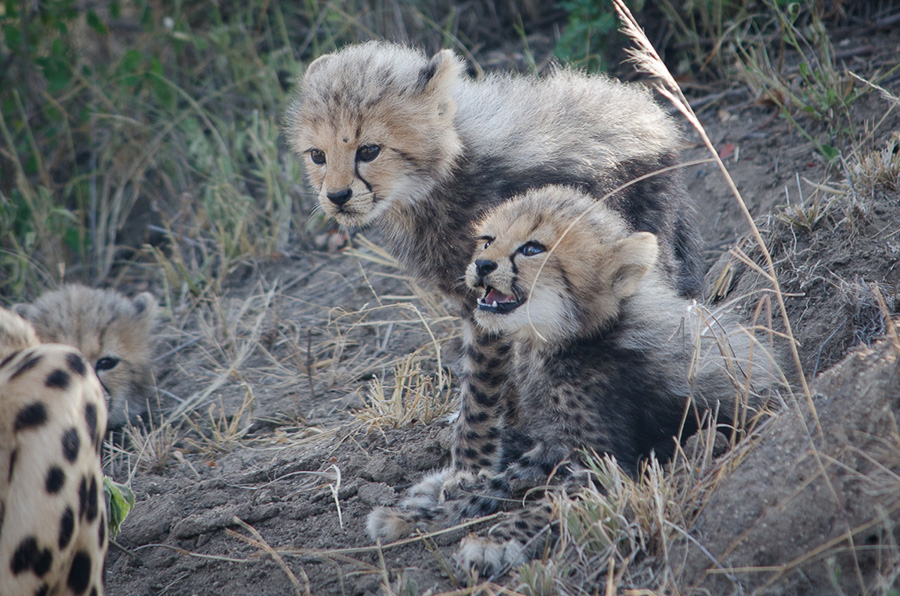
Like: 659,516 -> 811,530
369,186 -> 782,573
0,307 -> 108,595
14,285 -> 158,430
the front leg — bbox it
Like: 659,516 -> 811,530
452,317 -> 517,472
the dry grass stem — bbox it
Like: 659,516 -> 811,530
227,517 -> 312,596
613,0 -> 817,427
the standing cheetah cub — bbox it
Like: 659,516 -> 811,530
14,285 -> 158,431
0,307 -> 108,595
369,186 -> 782,574
284,41 -> 704,474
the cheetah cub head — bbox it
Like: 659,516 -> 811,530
466,185 -> 659,345
14,285 -> 158,430
283,41 -> 464,228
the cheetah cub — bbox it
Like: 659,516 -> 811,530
0,307 -> 109,595
369,186 -> 783,574
14,285 -> 158,431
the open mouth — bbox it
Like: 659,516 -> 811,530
477,287 -> 525,314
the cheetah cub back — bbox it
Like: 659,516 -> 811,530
14,285 -> 158,431
0,307 -> 109,596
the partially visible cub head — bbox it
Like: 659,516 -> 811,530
283,41 -> 464,228
465,186 -> 659,345
14,285 -> 158,430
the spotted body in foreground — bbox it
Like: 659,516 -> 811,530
0,307 -> 108,595
284,41 -> 705,477
368,186 -> 783,574
14,285 -> 158,431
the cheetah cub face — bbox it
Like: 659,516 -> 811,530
14,285 -> 158,430
466,185 -> 659,345
284,42 -> 463,228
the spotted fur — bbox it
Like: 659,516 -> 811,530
14,285 -> 158,430
368,186 -> 783,573
0,307 -> 108,595
284,41 -> 705,475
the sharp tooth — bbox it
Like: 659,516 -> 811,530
492,300 -> 498,307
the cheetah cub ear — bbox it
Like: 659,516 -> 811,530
131,291 -> 159,332
610,232 -> 659,300
419,49 -> 463,116
303,53 -> 333,81
10,301 -> 39,322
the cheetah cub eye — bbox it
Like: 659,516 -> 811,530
308,149 -> 326,165
95,356 -> 120,371
356,144 -> 381,162
518,241 -> 546,257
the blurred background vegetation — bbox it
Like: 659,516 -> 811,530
0,0 -> 887,302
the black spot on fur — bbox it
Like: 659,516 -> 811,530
10,353 -> 42,380
45,369 -> 70,390
35,583 -> 49,596
98,512 -> 106,547
84,403 -> 98,442
463,448 -> 478,460
480,443 -> 496,455
473,370 -> 504,387
471,388 -> 496,407
90,588 -> 98,596
0,350 -> 20,369
67,550 -> 92,594
66,352 -> 87,376
45,466 -> 65,494
15,402 -> 48,431
8,449 -> 17,482
465,410 -> 490,424
86,475 -> 99,522
59,506 -> 75,549
11,536 -> 53,577
62,427 -> 80,463
78,476 -> 88,519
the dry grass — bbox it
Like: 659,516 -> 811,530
353,352 -> 455,431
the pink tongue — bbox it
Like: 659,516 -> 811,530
485,289 -> 515,304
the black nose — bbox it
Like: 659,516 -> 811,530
474,259 -> 497,278
326,188 -> 352,207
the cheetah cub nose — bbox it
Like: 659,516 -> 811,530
474,260 -> 497,278
327,188 -> 353,206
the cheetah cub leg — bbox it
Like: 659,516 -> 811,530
455,499 -> 558,576
367,469 -> 511,542
451,320 -> 516,473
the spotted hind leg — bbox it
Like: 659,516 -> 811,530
367,468 -> 512,542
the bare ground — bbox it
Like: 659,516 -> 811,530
105,27 -> 900,596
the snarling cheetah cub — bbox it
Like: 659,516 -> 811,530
14,285 -> 158,431
0,307 -> 108,595
369,186 -> 783,574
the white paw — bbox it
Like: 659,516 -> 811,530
398,468 -> 477,509
455,534 -> 527,576
366,506 -> 413,542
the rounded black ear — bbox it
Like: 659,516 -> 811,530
417,49 -> 462,96
132,292 -> 158,323
12,302 -> 39,322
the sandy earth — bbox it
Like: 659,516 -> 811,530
105,26 -> 900,596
